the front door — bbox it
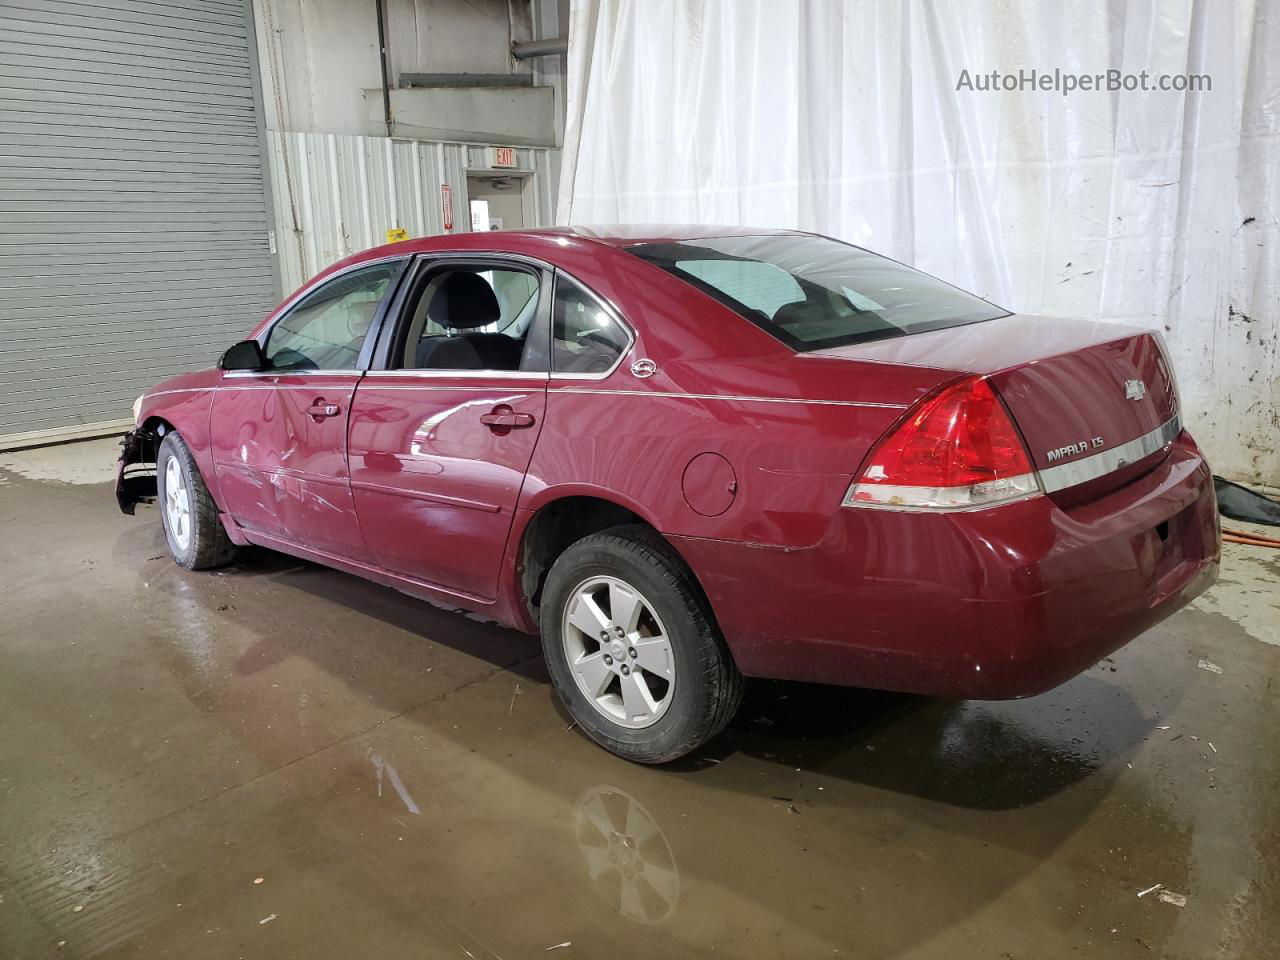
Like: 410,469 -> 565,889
210,259 -> 405,561
347,259 -> 549,601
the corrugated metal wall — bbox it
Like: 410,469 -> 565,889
0,0 -> 278,446
266,132 -> 558,294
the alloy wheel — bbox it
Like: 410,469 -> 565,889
562,576 -> 675,728
164,455 -> 192,551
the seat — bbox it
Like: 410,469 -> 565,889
414,272 -> 524,371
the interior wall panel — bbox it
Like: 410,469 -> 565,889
266,131 -> 558,295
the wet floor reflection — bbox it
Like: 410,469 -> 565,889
3,481 -> 1275,960
574,785 -> 680,925
716,675 -> 1142,809
122,538 -> 1194,957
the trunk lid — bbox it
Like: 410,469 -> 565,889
811,314 -> 1180,501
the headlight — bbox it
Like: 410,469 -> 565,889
132,395 -> 144,423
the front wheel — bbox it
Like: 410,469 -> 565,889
540,526 -> 742,763
157,432 -> 238,570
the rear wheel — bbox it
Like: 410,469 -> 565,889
540,526 -> 742,763
157,432 -> 238,570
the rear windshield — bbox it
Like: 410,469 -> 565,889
628,234 -> 1008,351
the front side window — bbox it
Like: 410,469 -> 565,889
266,261 -> 403,370
628,234 -> 1008,351
551,275 -> 630,374
397,265 -> 544,371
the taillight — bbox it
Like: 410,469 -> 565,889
843,376 -> 1041,511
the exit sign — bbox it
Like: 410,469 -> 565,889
491,146 -> 517,168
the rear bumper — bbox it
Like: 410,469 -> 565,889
115,428 -> 157,515
672,431 -> 1220,698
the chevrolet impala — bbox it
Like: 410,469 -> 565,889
117,226 -> 1220,762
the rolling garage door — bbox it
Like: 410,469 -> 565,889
0,0 -> 278,447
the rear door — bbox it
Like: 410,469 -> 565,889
347,256 -> 550,601
210,259 -> 405,560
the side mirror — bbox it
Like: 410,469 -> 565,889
219,339 -> 268,372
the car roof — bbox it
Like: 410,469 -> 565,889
299,225 -> 809,306
522,224 -> 802,247
333,224 -> 803,269
269,224 -> 809,347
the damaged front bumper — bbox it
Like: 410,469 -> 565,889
116,427 -> 158,515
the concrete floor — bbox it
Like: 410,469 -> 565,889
1,438 -> 1277,960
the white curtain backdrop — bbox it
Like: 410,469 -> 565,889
557,0 -> 1279,485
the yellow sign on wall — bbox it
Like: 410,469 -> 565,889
385,227 -> 409,243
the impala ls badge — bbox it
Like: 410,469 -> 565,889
1046,436 -> 1105,462
1125,378 -> 1146,401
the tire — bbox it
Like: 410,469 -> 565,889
156,431 -> 238,571
540,525 -> 743,763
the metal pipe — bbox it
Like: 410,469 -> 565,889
374,0 -> 393,137
511,36 -> 568,60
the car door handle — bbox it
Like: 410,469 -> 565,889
307,399 -> 341,421
479,407 -> 536,429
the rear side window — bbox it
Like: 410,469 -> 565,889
267,261 -> 403,370
628,234 -> 1008,351
551,275 -> 631,374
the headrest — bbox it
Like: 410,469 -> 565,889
428,272 -> 501,329
345,299 -> 379,336
770,300 -> 816,328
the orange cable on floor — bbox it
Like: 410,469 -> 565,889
1222,527 -> 1280,549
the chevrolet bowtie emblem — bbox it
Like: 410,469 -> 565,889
1125,379 -> 1146,401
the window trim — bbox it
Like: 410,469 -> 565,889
365,252 -> 637,382
238,254 -> 410,377
371,254 -> 550,376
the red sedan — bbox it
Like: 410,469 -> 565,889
117,226 -> 1220,762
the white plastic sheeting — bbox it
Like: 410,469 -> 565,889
558,0 -> 1279,484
